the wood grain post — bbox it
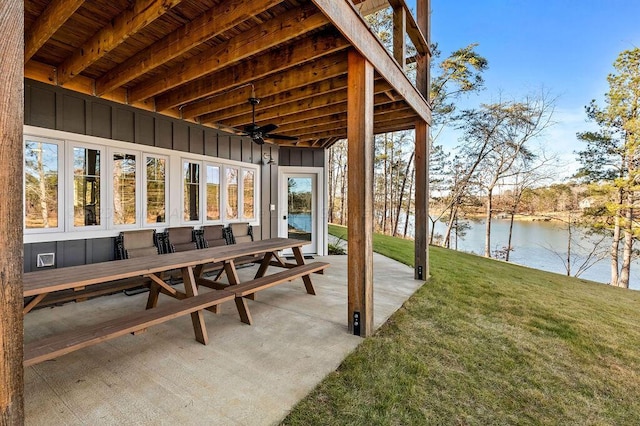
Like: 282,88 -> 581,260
347,49 -> 374,337
414,121 -> 429,280
414,0 -> 431,281
392,5 -> 407,70
0,0 -> 25,422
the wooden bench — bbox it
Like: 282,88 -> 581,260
24,289 -> 235,367
227,262 -> 330,325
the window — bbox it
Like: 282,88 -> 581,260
145,155 -> 167,224
112,152 -> 137,225
24,139 -> 61,230
225,166 -> 239,220
183,161 -> 200,221
72,146 -> 102,227
243,169 -> 255,220
206,165 -> 220,221
23,129 -> 260,239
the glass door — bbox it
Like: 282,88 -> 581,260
284,174 -> 316,254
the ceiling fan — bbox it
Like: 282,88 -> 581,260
237,88 -> 298,145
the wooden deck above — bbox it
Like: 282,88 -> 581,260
24,0 -> 430,148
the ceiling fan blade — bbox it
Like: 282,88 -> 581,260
211,122 -> 249,137
257,123 -> 278,134
265,133 -> 298,141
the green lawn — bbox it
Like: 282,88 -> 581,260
283,224 -> 640,425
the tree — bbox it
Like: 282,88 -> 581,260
0,0 -> 24,421
448,93 -> 555,257
502,152 -> 558,261
575,47 -> 640,288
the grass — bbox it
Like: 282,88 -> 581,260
283,224 -> 640,425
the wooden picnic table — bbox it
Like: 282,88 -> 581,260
23,238 -> 329,366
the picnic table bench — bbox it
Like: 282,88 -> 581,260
23,238 -> 329,366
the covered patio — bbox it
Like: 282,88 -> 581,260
0,0 -> 430,421
22,252 -> 421,424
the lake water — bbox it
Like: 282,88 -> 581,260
431,219 -> 640,290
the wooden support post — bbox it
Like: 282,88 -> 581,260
416,0 -> 431,95
393,5 -> 407,70
414,121 -> 429,280
0,0 -> 25,422
347,49 -> 374,337
414,0 -> 431,281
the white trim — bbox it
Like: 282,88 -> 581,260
278,166 -> 326,255
23,125 -> 261,243
142,153 -> 169,227
67,141 -> 106,232
109,147 -> 141,230
23,135 -> 64,234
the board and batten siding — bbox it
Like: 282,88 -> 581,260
23,79 -> 280,272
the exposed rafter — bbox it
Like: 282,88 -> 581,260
181,52 -> 348,119
24,0 -> 431,149
157,31 -> 349,112
311,0 -> 430,123
24,0 -> 85,63
128,3 -> 329,103
95,0 -> 285,96
57,0 -> 183,85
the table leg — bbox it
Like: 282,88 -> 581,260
224,260 -> 253,325
181,266 -> 208,345
23,293 -> 47,314
254,252 -> 273,279
292,246 -> 316,295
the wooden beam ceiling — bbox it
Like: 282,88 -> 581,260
24,0 -> 85,63
312,0 -> 430,123
57,0 -> 183,85
181,52 -> 348,119
128,3 -> 330,103
95,0 -> 285,96
24,0 -> 431,148
218,80 -> 394,128
193,73 -> 349,123
157,30 -> 349,112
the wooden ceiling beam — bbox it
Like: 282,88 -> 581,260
95,0 -> 285,96
291,107 -> 415,139
219,79 -> 393,126
57,0 -> 182,85
129,3 -> 329,103
311,0 -> 430,123
198,73 -> 351,123
211,93 -> 399,131
156,30 -> 348,112
24,0 -> 85,62
181,51 -> 348,119
296,119 -> 416,143
276,104 -> 414,135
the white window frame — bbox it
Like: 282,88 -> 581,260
223,164 -> 240,222
241,168 -> 257,222
204,162 -> 223,224
181,158 -> 203,225
67,141 -> 106,232
108,147 -> 141,230
142,153 -> 169,227
23,126 -> 261,243
23,135 -> 65,234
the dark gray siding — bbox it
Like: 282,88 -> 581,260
24,79 -> 279,271
279,147 -> 326,168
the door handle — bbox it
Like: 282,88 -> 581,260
283,215 -> 287,220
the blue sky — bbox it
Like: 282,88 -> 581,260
405,0 -> 640,176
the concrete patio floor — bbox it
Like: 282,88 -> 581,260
24,252 -> 423,425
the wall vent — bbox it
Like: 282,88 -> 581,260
37,253 -> 55,268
